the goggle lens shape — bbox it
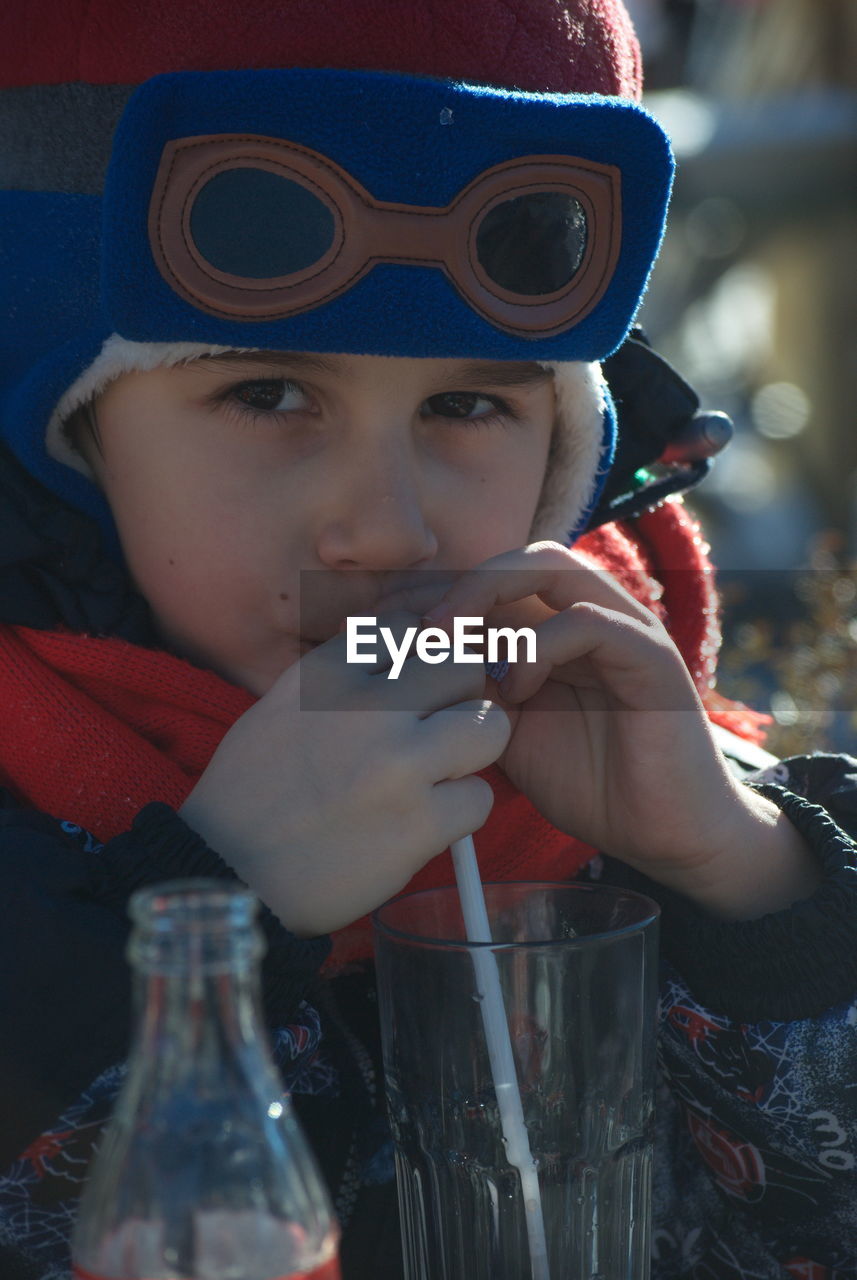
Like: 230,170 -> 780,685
190,168 -> 337,279
474,191 -> 588,296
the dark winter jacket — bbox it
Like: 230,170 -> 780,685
1,443 -> 856,1279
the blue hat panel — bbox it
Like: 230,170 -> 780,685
104,68 -> 673,361
0,192 -> 112,507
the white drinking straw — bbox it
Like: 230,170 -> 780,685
450,836 -> 551,1280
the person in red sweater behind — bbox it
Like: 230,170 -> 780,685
0,1 -> 855,1276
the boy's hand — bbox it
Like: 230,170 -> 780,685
422,542 -> 820,920
179,614 -> 510,937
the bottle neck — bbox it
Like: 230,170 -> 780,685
133,962 -> 265,1070
128,879 -> 265,975
124,880 -> 276,1095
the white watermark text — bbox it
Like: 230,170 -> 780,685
346,616 -> 536,679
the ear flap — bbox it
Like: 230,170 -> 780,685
528,361 -> 610,546
587,328 -> 732,530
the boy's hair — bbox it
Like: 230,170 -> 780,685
63,402 -> 102,458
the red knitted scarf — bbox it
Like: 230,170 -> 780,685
0,503 -> 766,964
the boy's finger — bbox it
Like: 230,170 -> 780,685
369,643 -> 488,714
424,543 -> 654,631
431,775 -> 497,849
419,699 -> 512,779
306,612 -> 491,712
499,603 -> 700,712
298,613 -> 426,708
324,610 -> 423,676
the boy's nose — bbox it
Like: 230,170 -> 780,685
314,448 -> 439,570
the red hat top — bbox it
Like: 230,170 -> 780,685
4,0 -> 642,98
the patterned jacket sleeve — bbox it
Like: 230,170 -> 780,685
614,753 -> 857,1276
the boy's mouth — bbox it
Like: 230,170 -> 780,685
296,573 -> 455,648
297,635 -> 322,655
371,576 -> 454,619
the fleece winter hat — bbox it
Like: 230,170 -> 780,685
0,0 -> 672,548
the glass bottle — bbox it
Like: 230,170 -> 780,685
71,879 -> 340,1280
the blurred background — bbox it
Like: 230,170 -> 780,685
628,0 -> 857,755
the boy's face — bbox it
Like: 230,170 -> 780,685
83,352 -> 556,694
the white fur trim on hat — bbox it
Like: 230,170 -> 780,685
46,336 -> 607,545
45,335 -> 246,477
530,360 -> 607,543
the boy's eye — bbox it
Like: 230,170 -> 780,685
423,391 -> 500,420
232,379 -> 308,413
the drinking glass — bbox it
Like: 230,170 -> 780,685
373,881 -> 659,1280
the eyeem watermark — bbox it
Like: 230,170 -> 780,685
346,616 -> 537,679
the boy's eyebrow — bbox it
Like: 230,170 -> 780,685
193,350 -> 341,374
190,351 -> 552,387
451,361 -> 554,388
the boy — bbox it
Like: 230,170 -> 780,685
1,0 -> 856,1276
